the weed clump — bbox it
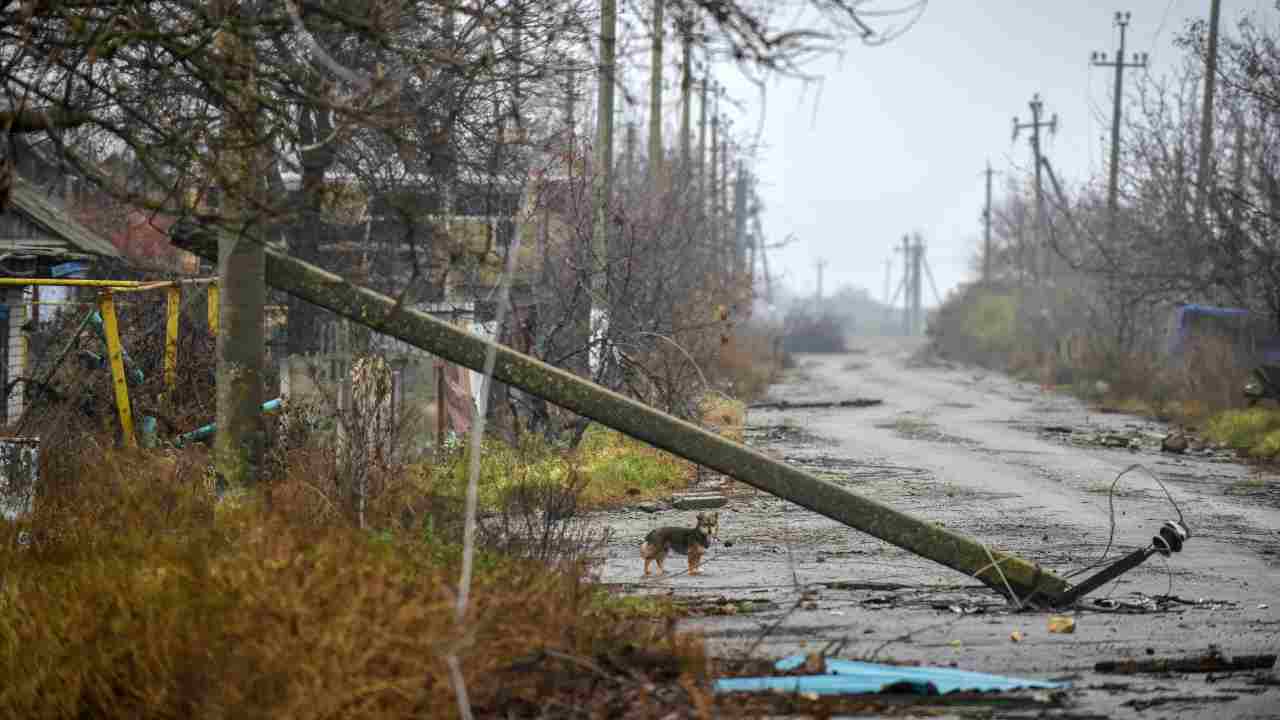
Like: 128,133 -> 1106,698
1206,408 -> 1280,458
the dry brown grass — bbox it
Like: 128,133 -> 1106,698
1066,335 -> 1251,423
0,439 -> 711,720
712,327 -> 784,404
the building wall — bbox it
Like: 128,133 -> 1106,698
4,288 -> 27,424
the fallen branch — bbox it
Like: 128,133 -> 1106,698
748,398 -> 883,411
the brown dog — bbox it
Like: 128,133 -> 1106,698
640,512 -> 719,576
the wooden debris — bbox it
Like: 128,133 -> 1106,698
1096,653 -> 1277,675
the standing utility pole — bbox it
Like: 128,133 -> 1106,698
710,100 -> 720,250
1091,11 -> 1147,243
624,121 -> 637,186
732,163 -> 749,279
698,75 -> 708,196
647,0 -> 664,189
721,119 -> 731,258
1012,93 -> 1057,280
815,259 -> 828,304
983,161 -> 993,283
911,234 -> 924,337
1196,0 -> 1223,216
678,15 -> 693,182
883,257 -> 892,308
563,69 -> 576,156
898,235 -> 911,335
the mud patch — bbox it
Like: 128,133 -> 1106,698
873,415 -> 982,447
775,455 -> 932,485
743,423 -> 832,448
1195,511 -> 1280,564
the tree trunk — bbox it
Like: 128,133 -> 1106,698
578,0 -> 616,377
287,103 -> 336,356
214,2 -> 266,489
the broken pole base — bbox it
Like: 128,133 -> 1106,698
170,221 -> 1072,603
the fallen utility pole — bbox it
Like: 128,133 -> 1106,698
172,222 -> 1071,602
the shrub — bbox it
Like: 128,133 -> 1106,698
0,438 -> 701,720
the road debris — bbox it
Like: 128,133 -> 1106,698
1010,630 -> 1025,642
1095,651 -> 1277,675
1122,694 -> 1239,711
748,398 -> 884,411
670,493 -> 728,510
675,595 -> 777,616
1087,592 -> 1239,613
1162,431 -> 1190,454
1048,616 -> 1076,634
714,655 -> 1069,695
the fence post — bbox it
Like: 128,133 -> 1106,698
165,286 -> 180,392
98,290 -> 136,448
207,283 -> 220,336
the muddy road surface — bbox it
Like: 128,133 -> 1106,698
596,336 -> 1280,718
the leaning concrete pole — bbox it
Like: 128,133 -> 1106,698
171,224 -> 1072,603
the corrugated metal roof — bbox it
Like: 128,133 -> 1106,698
7,175 -> 121,258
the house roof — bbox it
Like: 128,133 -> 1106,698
6,175 -> 121,258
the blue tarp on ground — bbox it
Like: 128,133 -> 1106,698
713,656 -> 1069,696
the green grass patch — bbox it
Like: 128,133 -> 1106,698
428,427 -> 692,511
586,591 -> 680,620
1206,408 -> 1280,458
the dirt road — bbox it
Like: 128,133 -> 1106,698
597,336 -> 1280,718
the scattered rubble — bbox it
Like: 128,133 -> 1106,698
1032,422 -> 1238,459
1048,615 -> 1076,634
748,398 -> 883,411
1162,431 -> 1190,454
671,493 -> 728,510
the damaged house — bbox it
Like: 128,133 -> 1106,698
0,173 -> 121,425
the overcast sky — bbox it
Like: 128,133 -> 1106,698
708,0 -> 1273,308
